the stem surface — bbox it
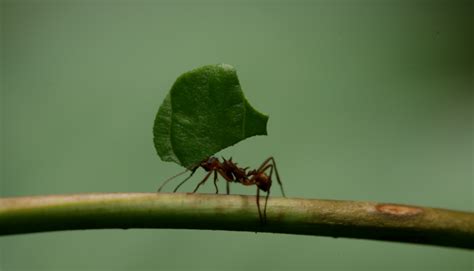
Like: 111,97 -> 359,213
0,193 -> 473,249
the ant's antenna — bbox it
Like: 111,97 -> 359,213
157,169 -> 190,192
158,161 -> 202,192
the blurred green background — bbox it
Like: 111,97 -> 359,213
1,0 -> 472,270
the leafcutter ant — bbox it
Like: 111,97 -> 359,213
157,157 -> 286,223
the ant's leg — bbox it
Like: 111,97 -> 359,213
259,164 -> 276,199
258,157 -> 286,197
173,167 -> 199,192
256,188 -> 263,223
192,170 -> 213,193
216,168 -> 233,195
213,171 -> 219,194
268,157 -> 285,197
256,157 -> 272,172
263,189 -> 270,224
254,165 -> 273,224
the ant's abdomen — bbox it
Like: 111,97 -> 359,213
255,174 -> 271,192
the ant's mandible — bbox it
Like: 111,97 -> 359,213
157,157 -> 286,223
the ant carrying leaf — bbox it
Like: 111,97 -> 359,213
158,157 -> 286,223
153,64 -> 281,223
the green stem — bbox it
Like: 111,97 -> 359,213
0,193 -> 473,249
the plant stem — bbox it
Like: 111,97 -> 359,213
0,193 -> 472,249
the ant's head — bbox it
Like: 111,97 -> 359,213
200,157 -> 219,171
207,156 -> 219,163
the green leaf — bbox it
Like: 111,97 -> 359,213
153,64 -> 268,168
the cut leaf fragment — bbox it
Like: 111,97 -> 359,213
153,64 -> 268,168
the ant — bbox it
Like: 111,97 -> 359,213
157,157 -> 286,223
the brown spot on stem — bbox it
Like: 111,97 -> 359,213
376,204 -> 423,216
